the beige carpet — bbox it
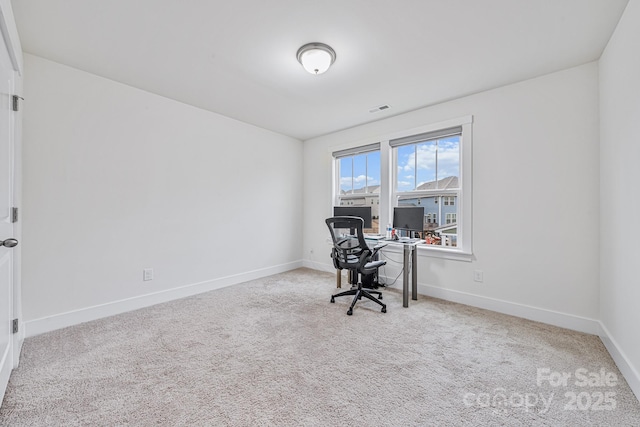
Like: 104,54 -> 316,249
1,268 -> 639,426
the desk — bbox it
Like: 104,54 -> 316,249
333,236 -> 421,308
367,238 -> 421,308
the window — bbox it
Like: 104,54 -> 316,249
446,213 -> 456,224
390,118 -> 472,255
333,143 -> 381,234
330,116 -> 472,257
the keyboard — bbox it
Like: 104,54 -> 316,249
397,238 -> 422,243
365,234 -> 385,240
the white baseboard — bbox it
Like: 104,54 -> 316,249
414,282 -> 602,335
302,259 -> 335,274
598,322 -> 640,402
25,261 -> 303,338
12,328 -> 24,368
307,261 -> 601,334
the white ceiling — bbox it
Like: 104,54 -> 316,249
11,0 -> 629,141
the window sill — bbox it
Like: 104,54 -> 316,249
378,241 -> 473,262
416,245 -> 473,262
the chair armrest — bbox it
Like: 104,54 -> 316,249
371,242 -> 388,257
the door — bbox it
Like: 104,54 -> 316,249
0,26 -> 16,400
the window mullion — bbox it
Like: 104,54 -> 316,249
365,153 -> 369,193
413,145 -> 418,190
350,157 -> 354,194
435,140 -> 439,187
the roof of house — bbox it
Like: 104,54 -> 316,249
340,185 -> 380,196
343,177 -> 458,196
416,176 -> 459,191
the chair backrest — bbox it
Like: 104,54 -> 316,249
325,216 -> 372,271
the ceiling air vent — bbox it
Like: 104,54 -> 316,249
369,104 -> 391,113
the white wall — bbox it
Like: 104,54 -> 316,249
304,63 -> 601,331
22,54 -> 303,333
599,0 -> 640,397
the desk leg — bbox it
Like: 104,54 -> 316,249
403,244 -> 410,307
412,245 -> 418,300
336,269 -> 341,288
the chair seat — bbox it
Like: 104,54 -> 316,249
362,260 -> 385,274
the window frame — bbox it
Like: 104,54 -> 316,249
333,144 -> 381,233
329,116 -> 473,261
390,117 -> 473,259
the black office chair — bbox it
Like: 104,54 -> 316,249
325,216 -> 387,315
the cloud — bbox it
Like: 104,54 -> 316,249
398,180 -> 413,187
341,174 -> 379,189
401,143 -> 436,172
399,139 -> 459,177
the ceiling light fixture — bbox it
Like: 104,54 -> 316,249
296,42 -> 336,75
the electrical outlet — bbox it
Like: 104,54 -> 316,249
143,268 -> 154,281
473,270 -> 484,283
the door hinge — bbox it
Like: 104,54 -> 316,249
12,319 -> 18,334
11,207 -> 18,223
12,95 -> 23,112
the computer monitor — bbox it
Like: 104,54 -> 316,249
333,206 -> 372,229
393,206 -> 424,234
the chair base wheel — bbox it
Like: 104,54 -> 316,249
331,287 -> 386,316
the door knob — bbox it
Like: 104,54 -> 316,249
0,238 -> 18,248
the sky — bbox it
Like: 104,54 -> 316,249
340,136 -> 460,193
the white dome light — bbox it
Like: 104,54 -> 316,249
296,43 -> 336,75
